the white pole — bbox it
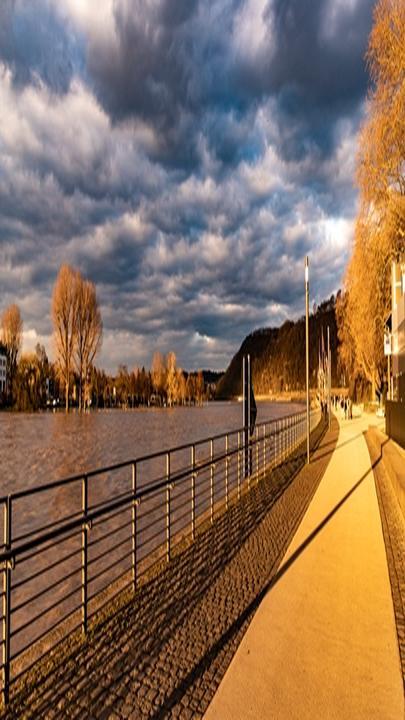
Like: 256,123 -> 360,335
305,257 -> 310,464
327,325 -> 331,430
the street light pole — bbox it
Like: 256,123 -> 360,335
327,325 -> 331,431
305,256 -> 310,464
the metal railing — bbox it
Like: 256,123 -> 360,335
0,408 -> 320,705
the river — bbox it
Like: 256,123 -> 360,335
0,400 -> 303,496
1,400 -> 306,666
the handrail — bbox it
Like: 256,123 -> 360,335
0,407 -> 321,707
1,417 -> 303,563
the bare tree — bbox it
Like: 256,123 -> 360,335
177,368 -> 186,406
1,303 -> 23,404
195,370 -> 205,406
186,373 -> 195,405
52,265 -> 79,412
166,351 -> 177,406
74,277 -> 102,410
151,351 -> 165,404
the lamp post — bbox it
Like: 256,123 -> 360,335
327,325 -> 331,430
305,256 -> 310,464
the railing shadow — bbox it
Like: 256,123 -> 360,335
152,431 -> 386,719
4,419 -> 333,719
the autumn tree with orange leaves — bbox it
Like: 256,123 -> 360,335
1,303 -> 23,403
339,0 -> 405,399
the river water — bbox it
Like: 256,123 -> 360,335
0,401 -> 303,496
1,400 -> 306,667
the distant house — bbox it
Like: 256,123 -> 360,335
0,351 -> 7,397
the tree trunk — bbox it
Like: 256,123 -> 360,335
371,368 -> 376,402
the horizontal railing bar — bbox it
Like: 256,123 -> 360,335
10,608 -> 82,670
134,500 -> 164,523
136,525 -> 166,546
12,509 -> 83,545
12,546 -> 81,591
170,496 -> 193,515
16,529 -> 80,566
195,483 -> 212,498
11,585 -> 81,640
88,519 -> 133,549
88,534 -> 131,568
88,552 -> 132,596
89,487 -> 134,514
170,508 -> 193,529
91,503 -> 132,530
88,577 -> 133,619
12,565 -> 80,615
170,483 -> 192,502
0,492 -> 136,564
0,408 -> 320,705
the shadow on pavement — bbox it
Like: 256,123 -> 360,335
5,418 -> 337,720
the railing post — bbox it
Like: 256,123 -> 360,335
284,418 -> 286,459
191,445 -> 196,541
131,462 -> 137,592
275,420 -> 277,464
248,435 -> 251,490
263,424 -> 266,476
2,497 -> 11,707
255,427 -> 259,482
283,418 -> 286,459
166,453 -> 171,562
237,431 -> 241,500
290,417 -> 294,453
81,475 -> 88,635
210,439 -> 214,524
225,435 -> 229,511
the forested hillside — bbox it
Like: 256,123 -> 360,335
216,296 -> 340,399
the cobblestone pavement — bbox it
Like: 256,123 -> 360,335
365,429 -> 405,693
5,418 -> 337,720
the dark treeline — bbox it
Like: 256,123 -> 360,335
0,339 -> 221,411
216,296 -> 342,399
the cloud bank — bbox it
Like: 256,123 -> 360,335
0,0 -> 374,371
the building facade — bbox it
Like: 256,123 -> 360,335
391,260 -> 405,402
386,259 -> 405,449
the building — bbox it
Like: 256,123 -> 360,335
391,260 -> 405,402
386,259 -> 405,448
0,351 -> 6,395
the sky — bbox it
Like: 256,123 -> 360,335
0,0 -> 376,373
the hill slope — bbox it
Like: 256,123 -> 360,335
216,296 -> 340,399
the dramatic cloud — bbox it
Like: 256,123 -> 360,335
0,0 -> 375,371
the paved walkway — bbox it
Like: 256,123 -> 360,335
204,415 -> 404,720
